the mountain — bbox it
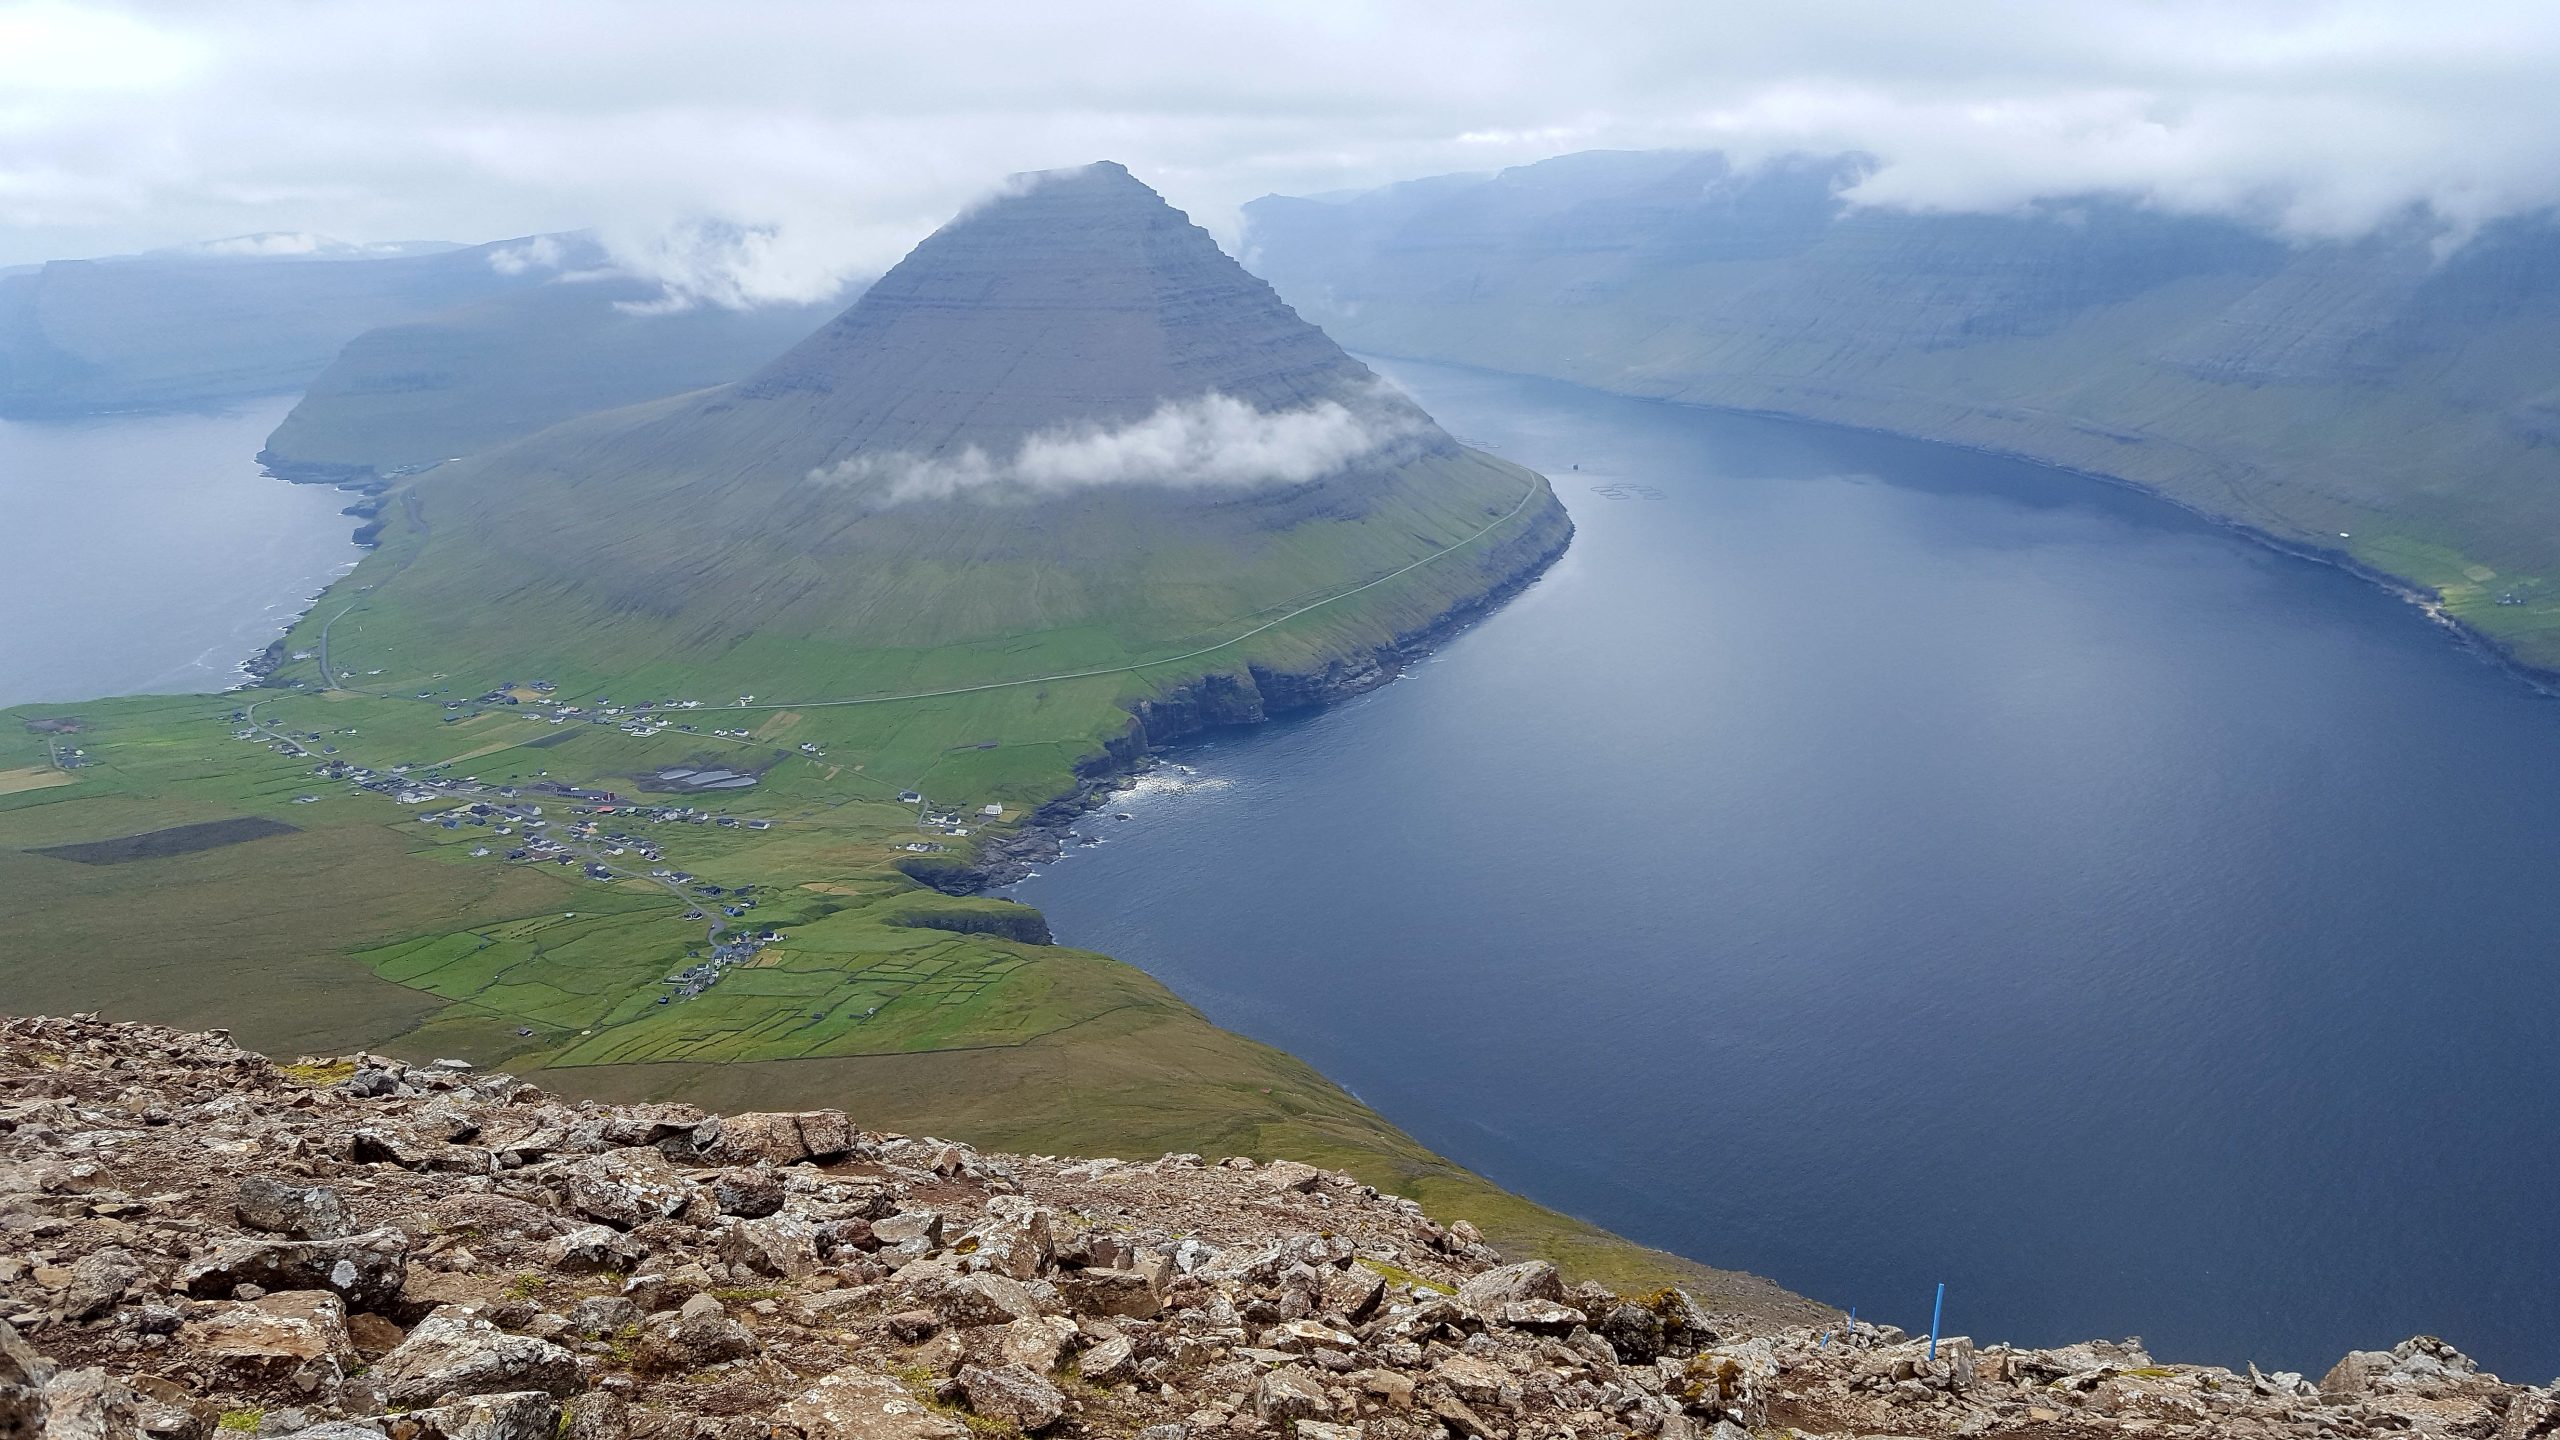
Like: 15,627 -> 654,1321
257,269 -> 845,486
1243,150 -> 2560,671
301,162 -> 1570,700
0,238 -> 546,417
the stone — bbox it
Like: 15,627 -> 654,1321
563,1297 -> 638,1339
1355,1369 -> 1414,1406
998,1315 -> 1079,1374
716,1214 -> 821,1278
41,1369 -> 142,1440
776,1370 -> 964,1440
420,1195 -> 567,1242
558,1392 -> 631,1440
181,1228 -> 408,1313
1320,1266 -> 1385,1323
704,1111 -> 858,1167
370,1307 -> 582,1406
1257,1160 -> 1323,1193
1454,1261 -> 1560,1315
1426,1393 -> 1492,1438
900,1264 -> 1039,1327
1598,1303 -> 1666,1363
180,1292 -> 353,1385
709,1169 -> 784,1219
957,1363 -> 1066,1432
397,1391 -> 559,1440
1254,1366 -> 1331,1424
558,1150 -> 692,1230
1076,1335 -> 1134,1383
347,1313 -> 407,1360
1495,1298 -> 1586,1332
0,1318 -> 53,1440
541,1225 -> 642,1274
1431,1354 -> 1511,1407
1056,1268 -> 1160,1319
63,1247 -> 143,1324
1295,1425 -> 1364,1440
634,1295 -> 756,1373
971,1206 -> 1054,1280
1266,1319 -> 1358,1356
869,1212 -> 942,1249
235,1177 -> 354,1241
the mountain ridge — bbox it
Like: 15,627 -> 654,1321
1241,149 -> 2560,671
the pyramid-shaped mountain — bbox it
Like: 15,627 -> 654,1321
312,163 -> 1572,694
736,160 -> 1421,458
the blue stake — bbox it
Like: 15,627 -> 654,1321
1928,1283 -> 1945,1361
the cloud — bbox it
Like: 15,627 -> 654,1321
809,390 -> 1428,502
4,0 -> 2560,285
188,231 -> 329,257
484,233 -> 562,275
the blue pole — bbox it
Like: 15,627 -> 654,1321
1928,1283 -> 1945,1361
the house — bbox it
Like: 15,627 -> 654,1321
981,803 -> 1004,817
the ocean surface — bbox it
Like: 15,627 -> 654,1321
1008,359 -> 2560,1378
0,399 -> 359,708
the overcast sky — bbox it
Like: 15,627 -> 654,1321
5,0 -> 2558,301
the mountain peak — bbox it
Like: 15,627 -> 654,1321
733,161 -> 1424,468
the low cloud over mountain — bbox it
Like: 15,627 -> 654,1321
810,390 -> 1427,502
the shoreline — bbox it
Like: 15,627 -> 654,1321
940,496 -> 1577,893
1362,352 -> 2560,704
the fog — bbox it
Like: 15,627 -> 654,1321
809,391 -> 1426,502
7,0 -> 2559,300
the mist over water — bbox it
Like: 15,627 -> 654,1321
0,400 -> 359,708
1009,359 -> 2560,1378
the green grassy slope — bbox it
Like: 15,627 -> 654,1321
1243,150 -> 2560,672
0,168 -> 1784,1313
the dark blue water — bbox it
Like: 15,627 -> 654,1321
1009,360 -> 2560,1379
0,399 -> 359,707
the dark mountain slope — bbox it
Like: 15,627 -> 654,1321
292,162 -> 1569,703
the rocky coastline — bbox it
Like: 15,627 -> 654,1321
942,501 -> 1576,894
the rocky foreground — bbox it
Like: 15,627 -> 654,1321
1,1017 -> 2548,1440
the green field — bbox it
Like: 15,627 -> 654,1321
0,466 -> 1818,1314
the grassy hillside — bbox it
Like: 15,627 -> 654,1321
0,168 -> 1791,1313
0,550 -> 1840,1317
1244,150 -> 2560,673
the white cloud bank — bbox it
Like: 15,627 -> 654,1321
810,392 -> 1424,502
6,0 -> 2560,292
